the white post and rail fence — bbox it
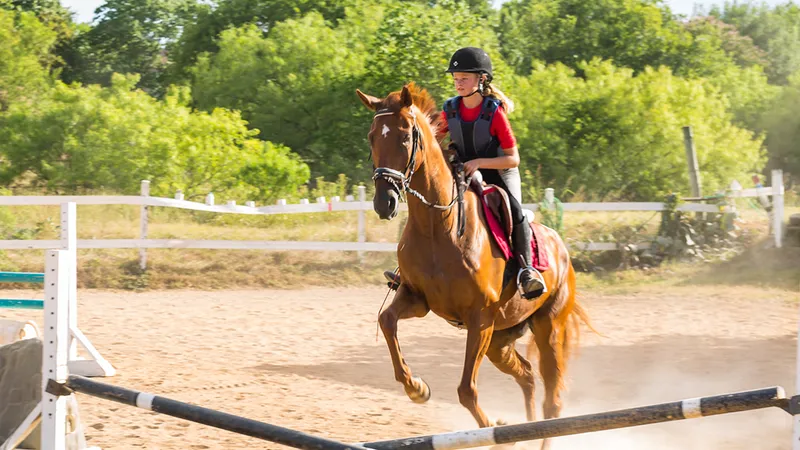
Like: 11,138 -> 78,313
2,217 -> 800,450
0,170 -> 786,270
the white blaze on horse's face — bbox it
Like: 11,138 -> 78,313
381,124 -> 390,138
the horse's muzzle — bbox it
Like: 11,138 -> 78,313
374,186 -> 399,220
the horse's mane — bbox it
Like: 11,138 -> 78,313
384,82 -> 443,133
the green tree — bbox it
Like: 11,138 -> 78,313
363,0 -> 502,102
66,0 -> 202,95
169,0 -> 361,85
497,0 -> 689,76
509,59 -> 765,200
677,15 -> 778,131
0,0 -> 72,38
760,71 -> 800,180
704,63 -> 778,133
682,16 -> 767,71
189,1 -> 503,182
0,9 -> 55,110
711,1 -> 800,84
190,13 -> 367,180
0,73 -> 310,199
0,0 -> 101,87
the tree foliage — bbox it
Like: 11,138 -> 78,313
497,0 -> 690,76
711,1 -> 800,84
0,73 -> 309,200
1,0 -> 797,199
760,72 -> 800,178
62,0 -> 203,95
508,60 -> 765,200
0,9 -> 55,109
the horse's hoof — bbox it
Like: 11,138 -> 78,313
406,376 -> 431,403
490,418 -> 508,427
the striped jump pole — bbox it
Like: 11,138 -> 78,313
53,375 -> 367,450
361,387 -> 788,450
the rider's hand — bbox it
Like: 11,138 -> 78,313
464,159 -> 482,177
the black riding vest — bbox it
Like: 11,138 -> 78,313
443,96 -> 503,162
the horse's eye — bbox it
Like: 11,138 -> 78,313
402,134 -> 411,144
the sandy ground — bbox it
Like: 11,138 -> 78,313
2,284 -> 797,450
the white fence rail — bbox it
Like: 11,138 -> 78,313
0,170 -> 785,268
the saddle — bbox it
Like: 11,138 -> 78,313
469,172 -> 549,272
383,167 -> 550,293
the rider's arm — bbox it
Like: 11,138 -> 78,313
478,146 -> 519,169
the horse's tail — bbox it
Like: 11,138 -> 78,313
564,296 -> 602,362
525,225 -> 601,372
561,265 -> 602,363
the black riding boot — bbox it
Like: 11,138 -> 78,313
512,219 -> 547,299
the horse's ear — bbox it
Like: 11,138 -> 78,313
356,89 -> 381,111
401,85 -> 413,108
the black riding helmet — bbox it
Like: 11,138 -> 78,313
445,47 -> 493,82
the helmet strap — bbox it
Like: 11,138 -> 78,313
460,74 -> 486,99
460,89 -> 481,99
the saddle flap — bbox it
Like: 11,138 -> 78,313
479,185 -> 513,238
469,178 -> 550,272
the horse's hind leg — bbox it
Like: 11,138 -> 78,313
487,326 -> 537,422
531,313 -> 566,420
379,284 -> 431,403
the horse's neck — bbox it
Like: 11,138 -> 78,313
406,143 -> 457,238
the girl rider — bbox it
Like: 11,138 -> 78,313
385,47 -> 546,300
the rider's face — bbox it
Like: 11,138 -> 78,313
452,72 -> 480,96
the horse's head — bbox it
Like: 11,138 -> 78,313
356,83 -> 437,220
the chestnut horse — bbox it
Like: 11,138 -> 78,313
356,83 -> 591,449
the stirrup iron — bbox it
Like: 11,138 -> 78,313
516,266 -> 547,299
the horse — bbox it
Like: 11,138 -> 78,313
356,82 -> 592,449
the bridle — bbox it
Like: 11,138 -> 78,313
370,108 -> 458,211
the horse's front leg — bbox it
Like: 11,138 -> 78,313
378,284 -> 431,403
458,308 -> 496,427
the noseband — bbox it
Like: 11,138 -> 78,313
371,108 -> 457,211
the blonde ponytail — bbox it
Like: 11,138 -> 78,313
484,83 -> 515,114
